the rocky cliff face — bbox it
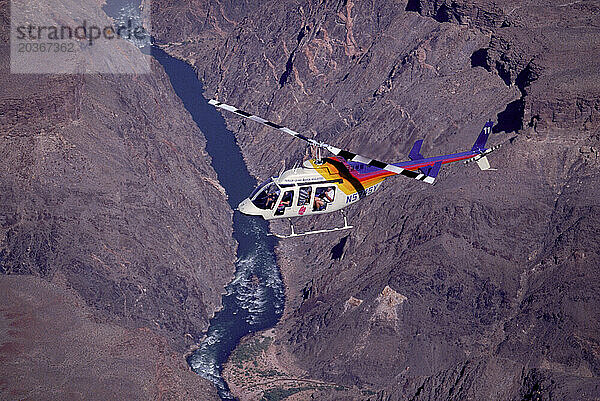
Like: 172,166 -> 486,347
0,275 -> 219,400
410,0 -> 600,135
154,0 -> 599,399
1,0 -> 234,398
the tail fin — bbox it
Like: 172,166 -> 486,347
472,121 -> 494,152
421,160 -> 442,177
408,140 -> 442,177
409,140 -> 425,160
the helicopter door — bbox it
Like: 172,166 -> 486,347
274,190 -> 294,216
313,186 -> 336,212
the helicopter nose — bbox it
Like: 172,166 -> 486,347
237,198 -> 259,215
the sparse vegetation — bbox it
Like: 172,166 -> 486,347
260,386 -> 314,401
255,368 -> 286,378
229,336 -> 272,365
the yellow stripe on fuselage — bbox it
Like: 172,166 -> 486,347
310,159 -> 390,196
358,175 -> 390,189
310,160 -> 355,195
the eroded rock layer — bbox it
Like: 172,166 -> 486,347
1,0 -> 234,398
153,0 -> 599,399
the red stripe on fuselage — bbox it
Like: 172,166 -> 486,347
352,153 -> 477,183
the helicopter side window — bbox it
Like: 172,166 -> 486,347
252,183 -> 280,210
297,186 -> 312,206
275,190 -> 294,216
313,186 -> 335,211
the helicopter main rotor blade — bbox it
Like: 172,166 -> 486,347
209,99 -> 331,149
208,99 -> 434,184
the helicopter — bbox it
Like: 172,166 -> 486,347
209,99 -> 502,238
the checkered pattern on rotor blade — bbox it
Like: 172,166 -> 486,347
209,99 -> 434,184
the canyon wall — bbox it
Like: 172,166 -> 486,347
0,0 -> 235,398
154,0 -> 599,399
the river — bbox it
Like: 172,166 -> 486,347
102,2 -> 285,400
152,47 -> 285,400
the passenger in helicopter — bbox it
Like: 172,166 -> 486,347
298,186 -> 312,205
275,191 -> 294,216
313,186 -> 335,211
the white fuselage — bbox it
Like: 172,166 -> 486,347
238,160 -> 381,220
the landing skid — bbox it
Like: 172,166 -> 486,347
269,213 -> 353,239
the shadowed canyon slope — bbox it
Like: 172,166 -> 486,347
0,0 -> 232,398
153,0 -> 600,399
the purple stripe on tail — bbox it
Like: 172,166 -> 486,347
472,120 -> 494,152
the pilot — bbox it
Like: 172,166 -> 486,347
265,191 -> 278,209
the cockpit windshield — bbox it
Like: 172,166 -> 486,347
251,181 -> 280,210
250,178 -> 272,199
